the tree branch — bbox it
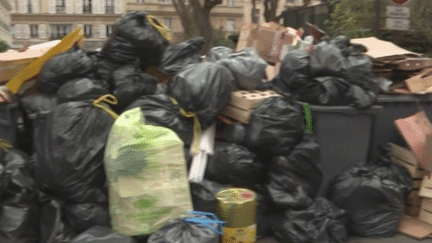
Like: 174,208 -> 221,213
204,0 -> 223,10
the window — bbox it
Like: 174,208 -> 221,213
252,9 -> 260,23
27,0 -> 32,13
83,0 -> 92,13
84,25 -> 92,38
51,24 -> 72,39
56,0 -> 65,13
106,0 -> 114,13
226,19 -> 235,32
30,25 -> 38,37
227,0 -> 234,6
106,25 -> 114,36
137,0 -> 144,2
158,0 -> 169,4
163,17 -> 172,30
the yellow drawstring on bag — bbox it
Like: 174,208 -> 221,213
93,94 -> 119,120
147,15 -> 172,42
0,139 -> 13,153
170,97 -> 202,155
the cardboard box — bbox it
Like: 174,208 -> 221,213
406,205 -> 421,217
408,190 -> 423,207
389,143 -> 430,179
405,69 -> 432,93
5,28 -> 84,94
414,178 -> 423,189
395,111 -> 432,172
265,62 -> 281,81
420,198 -> 432,225
399,215 -> 432,240
236,22 -> 294,65
0,40 -> 60,84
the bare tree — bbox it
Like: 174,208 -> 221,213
172,0 -> 198,38
172,0 -> 223,53
189,0 -> 223,53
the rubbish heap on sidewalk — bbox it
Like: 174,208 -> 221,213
1,12 -> 432,243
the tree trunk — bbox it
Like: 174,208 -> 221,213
190,0 -> 221,54
251,0 -> 256,23
263,0 -> 279,22
172,0 -> 198,39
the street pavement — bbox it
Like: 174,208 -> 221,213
257,234 -> 432,243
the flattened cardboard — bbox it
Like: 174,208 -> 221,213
395,111 -> 432,172
399,215 -> 432,240
405,69 -> 432,93
351,37 -> 422,60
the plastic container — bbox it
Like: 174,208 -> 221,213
369,94 -> 432,161
0,102 -> 19,146
296,102 -> 381,197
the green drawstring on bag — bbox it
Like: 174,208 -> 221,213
303,103 -> 313,134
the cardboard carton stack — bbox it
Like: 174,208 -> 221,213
389,143 -> 428,216
351,37 -> 432,94
236,22 -> 298,66
393,111 -> 432,239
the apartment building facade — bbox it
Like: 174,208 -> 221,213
0,0 -> 13,45
11,0 -> 124,49
125,0 -> 244,41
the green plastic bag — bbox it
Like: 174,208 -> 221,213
104,107 -> 193,236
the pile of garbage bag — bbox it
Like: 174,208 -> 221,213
275,35 -> 380,109
1,10 -> 412,242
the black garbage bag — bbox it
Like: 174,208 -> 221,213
343,52 -> 380,95
310,41 -> 347,78
39,196 -> 77,243
328,148 -> 412,237
34,99 -> 116,203
21,93 -> 58,116
96,54 -> 126,88
64,203 -> 110,233
279,49 -> 311,90
167,62 -> 236,128
112,62 -> 158,110
256,187 -> 274,239
159,37 -> 205,76
155,84 -> 167,94
217,48 -> 267,90
294,76 -> 351,106
56,78 -> 110,104
148,218 -> 220,243
271,198 -> 348,243
71,226 -> 136,243
205,143 -> 265,189
267,131 -> 322,210
247,96 -> 304,156
126,94 -> 194,146
0,148 -> 39,243
189,179 -> 231,214
222,123 -> 247,146
105,11 -> 169,68
330,35 -> 351,56
39,48 -> 98,94
101,35 -> 141,64
208,46 -> 233,62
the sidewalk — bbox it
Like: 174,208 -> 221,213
257,234 -> 432,243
